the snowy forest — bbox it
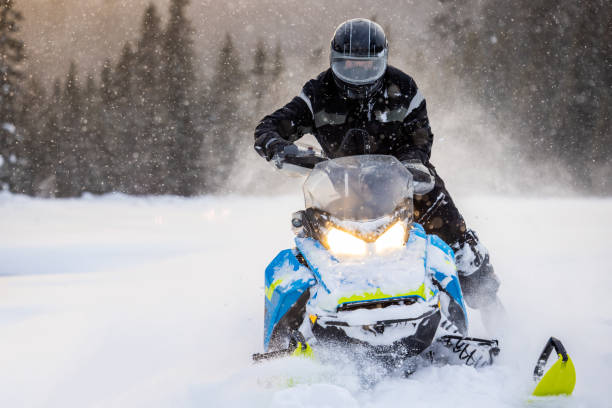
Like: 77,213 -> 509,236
0,0 -> 610,197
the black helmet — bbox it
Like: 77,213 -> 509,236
330,18 -> 388,99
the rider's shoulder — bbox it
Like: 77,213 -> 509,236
384,65 -> 419,98
385,65 -> 417,85
301,69 -> 335,99
309,69 -> 334,88
316,69 -> 334,82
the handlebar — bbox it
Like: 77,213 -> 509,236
281,154 -> 327,169
271,144 -> 327,175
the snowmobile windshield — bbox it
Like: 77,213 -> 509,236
303,155 -> 413,221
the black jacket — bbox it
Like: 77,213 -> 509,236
254,66 -> 434,164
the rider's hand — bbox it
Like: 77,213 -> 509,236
402,159 -> 435,195
255,132 -> 293,161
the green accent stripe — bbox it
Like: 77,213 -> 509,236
337,283 -> 430,306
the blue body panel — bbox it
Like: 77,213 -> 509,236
425,232 -> 468,325
409,222 -> 427,241
428,233 -> 455,259
294,237 -> 335,294
432,270 -> 465,314
264,249 -> 315,350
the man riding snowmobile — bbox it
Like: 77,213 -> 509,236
255,18 -> 501,321
251,20 -> 577,396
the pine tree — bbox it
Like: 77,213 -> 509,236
100,59 -> 114,107
206,33 -> 245,192
27,77 -> 60,197
266,41 -> 286,111
81,73 -> 107,194
134,3 -> 165,194
56,62 -> 83,197
252,38 -> 267,113
0,0 -> 25,190
271,42 -> 284,79
13,75 -> 45,195
136,4 -> 163,93
41,79 -> 63,196
98,58 -> 119,192
162,0 -> 202,196
112,43 -> 138,193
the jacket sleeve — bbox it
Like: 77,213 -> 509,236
395,88 -> 434,164
254,85 -> 315,156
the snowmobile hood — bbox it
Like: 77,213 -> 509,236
295,223 -> 436,314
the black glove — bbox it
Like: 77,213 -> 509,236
401,159 -> 435,195
255,132 -> 293,161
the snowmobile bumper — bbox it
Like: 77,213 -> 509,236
310,308 -> 442,365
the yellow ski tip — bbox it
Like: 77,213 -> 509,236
291,342 -> 314,359
532,354 -> 576,397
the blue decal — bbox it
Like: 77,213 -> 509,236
407,223 -> 428,272
265,249 -> 302,287
433,269 -> 467,320
294,237 -> 333,294
428,234 -> 455,260
263,249 -> 315,350
426,231 -> 467,328
409,223 -> 427,241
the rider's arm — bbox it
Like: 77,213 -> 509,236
394,83 -> 434,165
254,83 -> 315,160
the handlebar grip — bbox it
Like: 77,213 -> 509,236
282,155 -> 326,169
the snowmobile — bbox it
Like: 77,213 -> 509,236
253,150 -> 576,396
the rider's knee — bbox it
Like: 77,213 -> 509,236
452,230 -> 500,309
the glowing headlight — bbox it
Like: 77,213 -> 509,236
375,222 -> 406,253
326,228 -> 367,256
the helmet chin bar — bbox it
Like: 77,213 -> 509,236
333,73 -> 384,100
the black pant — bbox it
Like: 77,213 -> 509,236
414,165 -> 500,309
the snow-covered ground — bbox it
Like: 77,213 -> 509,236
0,192 -> 610,407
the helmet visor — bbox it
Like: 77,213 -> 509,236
331,50 -> 387,85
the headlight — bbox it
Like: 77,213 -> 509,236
325,221 -> 407,257
375,222 -> 406,253
326,227 -> 367,256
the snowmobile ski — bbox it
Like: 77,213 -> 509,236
532,337 -> 576,396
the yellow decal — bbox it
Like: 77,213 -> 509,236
292,342 -> 314,359
338,283 -> 430,305
309,314 -> 317,325
265,279 -> 283,300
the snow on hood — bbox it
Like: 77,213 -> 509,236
295,235 -> 431,313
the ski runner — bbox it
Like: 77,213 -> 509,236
254,18 -> 503,330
